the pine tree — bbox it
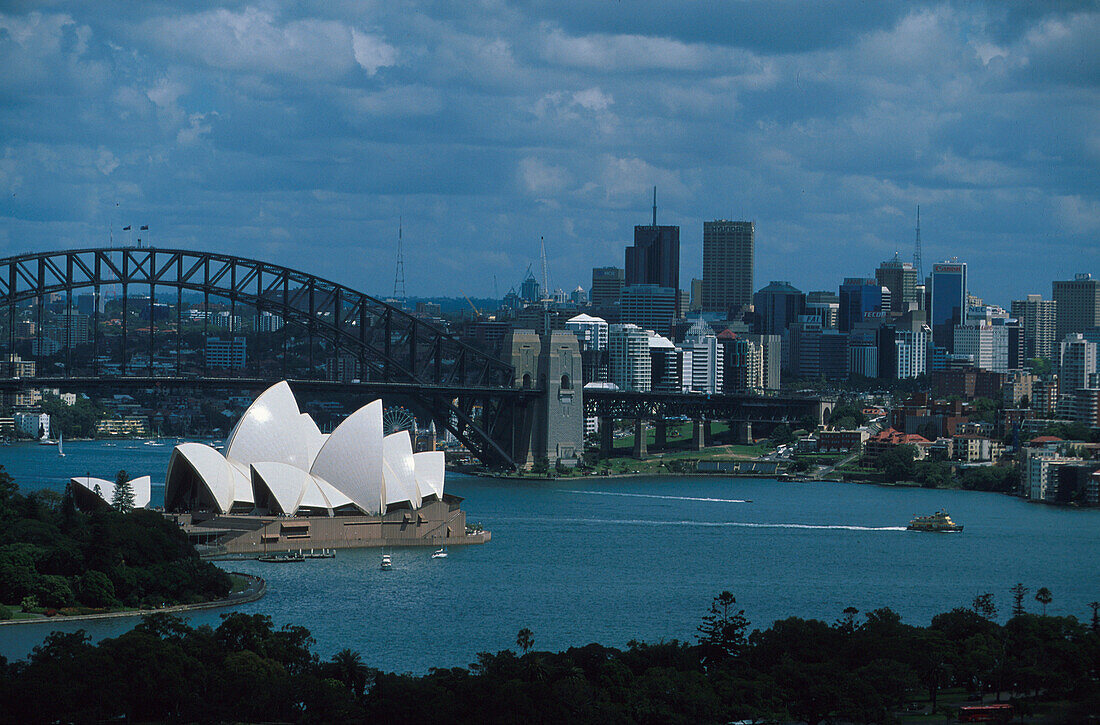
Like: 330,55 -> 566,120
697,591 -> 749,664
1010,582 -> 1028,617
111,469 -> 134,513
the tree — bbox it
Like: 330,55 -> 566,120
697,591 -> 749,664
878,445 -> 916,482
1010,583 -> 1029,618
1035,587 -> 1052,616
770,424 -> 794,445
972,593 -> 997,622
112,469 -> 134,513
1090,601 -> 1100,633
331,648 -> 368,699
516,627 -> 534,654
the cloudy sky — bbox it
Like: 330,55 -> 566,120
0,1 -> 1096,304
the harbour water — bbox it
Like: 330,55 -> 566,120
3,439 -> 1100,673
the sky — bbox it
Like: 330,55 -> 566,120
0,1 -> 1097,305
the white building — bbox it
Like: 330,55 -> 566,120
954,324 -> 1010,372
648,332 -> 680,392
679,318 -> 723,394
608,323 -> 651,392
894,328 -> 929,378
1059,333 -> 1098,391
14,411 -> 49,439
565,313 -> 608,351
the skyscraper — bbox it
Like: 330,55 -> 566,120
752,281 -> 805,336
838,278 -> 883,332
701,220 -> 754,316
1052,273 -> 1100,341
875,254 -> 920,313
625,189 -> 680,314
1010,295 -> 1057,360
620,284 -> 678,337
930,262 -> 967,352
590,267 -> 624,308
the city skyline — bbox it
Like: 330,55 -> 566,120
0,2 -> 1097,302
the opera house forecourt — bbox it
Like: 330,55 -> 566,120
162,381 -> 488,554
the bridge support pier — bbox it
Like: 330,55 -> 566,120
600,417 -> 614,458
632,419 -> 647,459
691,420 -> 704,450
735,421 -> 753,445
654,420 -> 667,450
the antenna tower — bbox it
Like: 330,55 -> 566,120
913,205 -> 922,278
539,236 -> 550,303
393,218 -> 406,301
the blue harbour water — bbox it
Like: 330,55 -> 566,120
3,439 -> 1100,673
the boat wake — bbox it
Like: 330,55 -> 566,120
524,515 -> 906,532
564,490 -> 751,504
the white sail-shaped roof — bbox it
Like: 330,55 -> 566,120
300,413 -> 326,467
224,381 -> 311,471
309,400 -> 386,515
413,451 -> 445,500
382,432 -> 420,509
250,462 -> 308,515
166,443 -> 248,514
128,476 -> 153,509
312,475 -> 355,512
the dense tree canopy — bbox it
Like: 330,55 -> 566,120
2,589 -> 1099,724
0,466 -> 230,612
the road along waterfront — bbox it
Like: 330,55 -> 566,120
3,440 -> 1099,674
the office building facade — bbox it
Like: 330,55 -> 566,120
701,220 -> 754,316
753,281 -> 805,336
620,284 -> 678,337
930,262 -> 967,352
1052,273 -> 1100,341
875,255 -> 920,313
1011,295 -> 1057,360
590,267 -> 624,308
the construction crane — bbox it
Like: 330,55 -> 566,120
461,291 -> 481,317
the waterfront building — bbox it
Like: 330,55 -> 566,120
591,267 -> 624,308
1052,273 -> 1100,341
608,323 -> 652,392
95,416 -> 149,437
13,411 -> 49,439
1011,295 -> 1057,360
679,318 -> 723,394
620,284 -> 677,337
875,254 -> 921,314
930,262 -> 967,352
753,281 -> 805,336
818,429 -> 869,453
701,220 -> 754,316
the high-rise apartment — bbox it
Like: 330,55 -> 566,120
1052,273 -> 1100,341
1010,294 -> 1057,360
701,220 -> 754,316
608,323 -> 652,392
930,262 -> 967,352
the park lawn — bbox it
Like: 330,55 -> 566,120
229,574 -> 251,595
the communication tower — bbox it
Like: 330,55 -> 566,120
913,205 -> 923,278
393,218 -> 406,302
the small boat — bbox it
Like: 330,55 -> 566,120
431,547 -> 448,559
907,510 -> 963,533
380,553 -> 392,570
58,432 -> 65,457
257,552 -> 305,563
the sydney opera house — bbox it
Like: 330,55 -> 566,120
163,381 -> 487,554
70,474 -> 152,511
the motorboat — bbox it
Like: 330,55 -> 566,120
907,510 -> 963,533
380,553 -> 392,570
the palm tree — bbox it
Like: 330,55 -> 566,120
1090,601 -> 1099,632
331,648 -> 367,699
1035,587 -> 1052,616
516,627 -> 534,654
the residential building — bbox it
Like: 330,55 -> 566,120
701,220 -> 754,316
954,324 -> 1011,373
864,428 -> 931,460
679,318 -> 723,394
818,429 -> 869,453
1058,333 -> 1098,391
1011,295 -> 1057,360
205,337 -> 247,369
718,330 -> 763,393
952,434 -> 1004,463
648,333 -> 680,393
608,323 -> 651,392
566,313 -> 608,384
1052,273 -> 1100,341
13,412 -> 49,439
746,333 -> 781,390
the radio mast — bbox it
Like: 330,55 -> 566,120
393,218 -> 406,303
913,205 -> 923,278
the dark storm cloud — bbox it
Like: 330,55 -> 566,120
0,1 -> 1096,301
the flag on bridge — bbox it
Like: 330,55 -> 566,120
122,225 -> 131,231
140,225 -> 148,230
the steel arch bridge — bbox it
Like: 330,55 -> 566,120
0,246 -> 532,468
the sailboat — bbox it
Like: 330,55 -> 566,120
431,547 -> 448,559
58,432 -> 65,457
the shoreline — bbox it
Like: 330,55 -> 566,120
0,572 -> 266,626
